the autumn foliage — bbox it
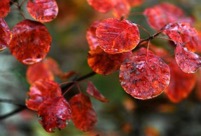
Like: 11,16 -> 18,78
1,0 -> 201,134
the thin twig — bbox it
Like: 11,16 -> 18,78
0,106 -> 27,120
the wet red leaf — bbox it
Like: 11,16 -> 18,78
27,0 -> 58,23
119,48 -> 170,100
38,97 -> 72,132
96,18 -> 140,54
69,93 -> 97,131
175,45 -> 201,73
0,18 -> 11,51
9,19 -> 51,65
165,61 -> 196,103
87,0 -> 113,13
143,3 -> 189,30
26,79 -> 62,111
112,0 -> 131,18
88,47 -> 132,75
0,0 -> 10,18
86,21 -> 100,50
86,81 -> 109,102
164,22 -> 201,52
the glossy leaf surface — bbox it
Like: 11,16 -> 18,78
86,81 -> 109,102
165,61 -> 196,103
88,47 -> 132,75
175,45 -> 201,73
164,22 -> 200,52
9,20 -> 51,65
119,48 -> 170,100
0,18 -> 11,51
69,93 -> 97,131
38,97 -> 72,132
96,18 -> 140,54
26,80 -> 62,111
27,0 -> 59,23
0,0 -> 10,18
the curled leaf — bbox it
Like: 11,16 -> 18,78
119,48 -> 170,100
38,97 -> 72,132
69,93 -> 97,131
96,18 -> 140,54
88,47 -> 132,75
87,81 -> 109,102
175,45 -> 201,73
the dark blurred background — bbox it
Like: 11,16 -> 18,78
1,0 -> 201,135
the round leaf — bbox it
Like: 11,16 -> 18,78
119,48 -> 170,100
96,18 -> 140,54
9,19 -> 51,65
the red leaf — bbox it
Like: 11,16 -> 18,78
143,2 -> 190,30
26,60 -> 54,84
38,97 -> 72,132
27,0 -> 58,23
86,21 -> 100,50
9,20 -> 51,65
175,45 -> 201,73
0,18 -> 11,51
96,18 -> 140,54
88,47 -> 132,75
165,61 -> 196,103
163,22 -> 200,52
112,0 -> 131,19
86,81 -> 109,102
87,0 -> 113,13
26,80 -> 62,111
0,0 -> 10,18
119,48 -> 170,100
69,93 -> 97,131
